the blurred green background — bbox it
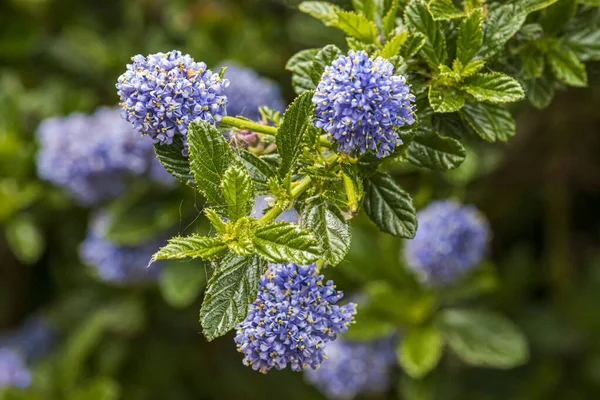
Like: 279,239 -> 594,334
1,0 -> 600,399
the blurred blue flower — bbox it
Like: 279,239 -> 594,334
218,63 -> 285,121
234,262 -> 357,373
305,336 -> 396,399
80,212 -> 164,285
36,107 -> 173,206
0,317 -> 56,362
250,195 -> 299,223
0,349 -> 31,389
404,200 -> 490,286
117,50 -> 229,146
313,50 -> 416,158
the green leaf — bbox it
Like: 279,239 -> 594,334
187,120 -> 235,209
382,31 -> 408,58
253,221 -> 320,264
456,9 -> 483,65
540,0 -> 577,36
401,32 -> 427,59
564,28 -> 600,62
277,91 -> 315,177
286,49 -> 319,95
237,150 -> 277,194
382,0 -> 400,36
159,261 -> 206,308
428,86 -> 465,113
462,72 -> 525,103
301,197 -> 351,266
151,235 -> 228,262
310,45 -> 343,85
521,0 -> 558,13
460,59 -> 485,77
154,134 -> 194,186
407,126 -> 466,170
221,165 -> 253,221
459,102 -> 516,142
427,0 -> 464,20
199,254 -> 267,341
405,0 -> 447,68
478,4 -> 527,60
286,48 -> 320,71
6,215 -> 44,264
204,208 -> 227,234
334,10 -> 378,43
436,309 -> 529,368
526,73 -> 555,109
298,1 -> 341,26
364,172 -> 417,238
398,325 -> 444,378
547,42 -> 588,87
521,46 -> 545,79
352,0 -> 376,20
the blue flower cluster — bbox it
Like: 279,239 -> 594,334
0,349 -> 31,389
0,317 -> 56,362
305,336 -> 396,399
80,212 -> 164,284
250,195 -> 299,223
36,107 -> 173,205
404,200 -> 490,286
234,262 -> 357,373
117,50 -> 229,146
219,63 -> 285,121
313,50 -> 416,158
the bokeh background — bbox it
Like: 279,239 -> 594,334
1,0 -> 600,399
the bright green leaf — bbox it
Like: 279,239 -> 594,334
462,72 -> 525,103
334,10 -> 378,43
6,215 -> 45,264
352,0 -> 376,20
399,325 -> 444,378
205,208 -> 227,234
253,221 -> 320,264
401,32 -> 427,59
298,1 -> 341,26
159,261 -> 206,309
456,9 -> 483,65
407,126 -> 466,170
459,102 -> 516,142
521,0 -> 559,13
460,59 -> 485,77
427,0 -> 464,20
277,91 -> 315,177
383,0 -> 400,36
478,4 -> 527,60
301,197 -> 351,266
429,86 -> 466,113
382,31 -> 408,58
364,172 -> 417,238
436,308 -> 529,368
199,254 -> 267,341
151,235 -> 228,262
221,165 -> 253,221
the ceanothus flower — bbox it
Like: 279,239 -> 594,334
305,336 -> 396,400
234,262 -> 357,373
250,195 -> 299,223
117,50 -> 229,146
80,212 -> 164,284
404,200 -> 490,286
218,63 -> 285,121
0,349 -> 31,389
313,50 -> 416,158
36,107 -> 173,206
0,317 -> 56,362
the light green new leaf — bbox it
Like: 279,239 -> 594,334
460,59 -> 485,77
399,325 -> 445,378
277,91 -> 315,177
407,126 -> 466,170
159,261 -> 206,309
429,86 -> 466,113
154,133 -> 194,186
521,0 -> 558,13
334,10 -> 378,43
301,197 -> 351,266
364,172 -> 417,238
459,102 -> 516,142
200,254 -> 267,341
352,0 -> 376,20
436,309 -> 529,368
456,9 -> 483,65
187,120 -> 235,209
382,31 -> 408,58
151,235 -> 228,262
204,208 -> 227,234
462,72 -> 525,103
478,4 -> 527,60
427,0 -> 464,20
383,0 -> 400,36
253,222 -> 320,264
298,1 -> 341,26
310,45 -> 343,85
547,42 -> 588,87
564,28 -> 600,62
405,0 -> 447,68
220,165 -> 253,221
6,215 -> 45,265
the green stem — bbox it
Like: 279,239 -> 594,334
343,173 -> 358,214
221,116 -> 278,136
257,176 -> 313,224
290,175 -> 312,198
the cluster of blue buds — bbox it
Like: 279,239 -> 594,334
313,50 -> 416,158
404,200 -> 490,286
0,349 -> 31,389
219,63 -> 285,121
234,262 -> 357,373
36,107 -> 173,206
305,336 -> 397,399
80,212 -> 164,284
116,50 -> 229,146
250,195 -> 299,224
